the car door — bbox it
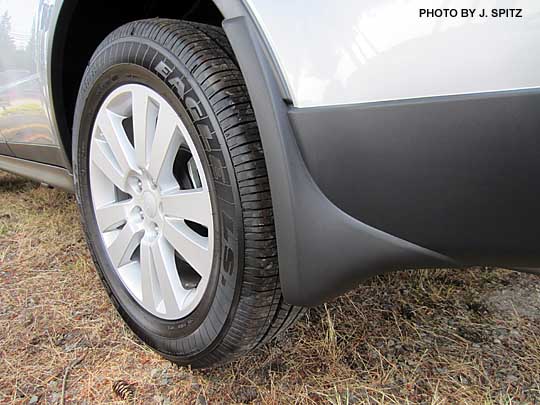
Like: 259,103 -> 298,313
0,0 -> 66,167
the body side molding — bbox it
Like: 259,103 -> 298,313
7,143 -> 70,167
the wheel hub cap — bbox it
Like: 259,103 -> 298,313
142,191 -> 158,218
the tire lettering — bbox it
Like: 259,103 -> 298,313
168,76 -> 186,98
155,60 -> 174,79
196,122 -> 216,151
221,213 -> 235,286
209,154 -> 226,184
185,96 -> 204,121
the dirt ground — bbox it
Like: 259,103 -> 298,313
1,170 -> 540,404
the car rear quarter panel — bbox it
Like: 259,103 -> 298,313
245,0 -> 540,107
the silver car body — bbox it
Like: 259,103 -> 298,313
0,0 -> 70,187
246,0 -> 540,107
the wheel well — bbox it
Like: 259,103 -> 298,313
51,0 -> 224,164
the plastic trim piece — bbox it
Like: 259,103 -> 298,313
8,143 -> 68,167
288,89 -> 540,265
214,0 -> 292,103
221,11 -> 456,306
0,155 -> 74,191
0,142 -> 14,157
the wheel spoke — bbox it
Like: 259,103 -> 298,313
161,188 -> 212,227
162,218 -> 210,279
150,236 -> 188,315
96,108 -> 136,176
107,221 -> 144,268
92,139 -> 129,192
140,239 -> 157,310
95,200 -> 131,232
148,105 -> 181,183
132,89 -> 157,169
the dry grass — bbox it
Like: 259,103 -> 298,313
1,170 -> 540,404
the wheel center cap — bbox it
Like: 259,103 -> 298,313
142,191 -> 158,218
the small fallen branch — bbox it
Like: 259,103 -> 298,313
60,352 -> 87,405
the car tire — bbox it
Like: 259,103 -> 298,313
72,18 -> 304,368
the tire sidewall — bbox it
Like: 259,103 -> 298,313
73,38 -> 244,361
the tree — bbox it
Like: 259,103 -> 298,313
0,11 -> 16,69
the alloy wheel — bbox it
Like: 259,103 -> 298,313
89,84 -> 213,320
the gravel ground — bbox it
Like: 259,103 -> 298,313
1,170 -> 540,404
